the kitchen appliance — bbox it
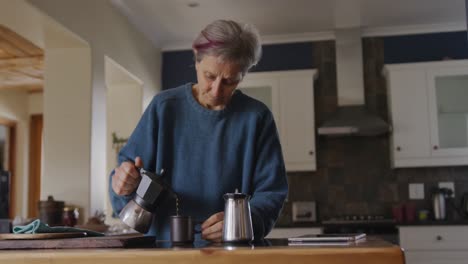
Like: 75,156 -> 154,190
322,215 -> 398,244
119,168 -> 177,233
317,28 -> 390,136
222,190 -> 254,243
432,188 -> 453,220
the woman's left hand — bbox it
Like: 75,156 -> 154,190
201,211 -> 224,242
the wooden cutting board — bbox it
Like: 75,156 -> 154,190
0,232 -> 88,240
0,235 -> 156,249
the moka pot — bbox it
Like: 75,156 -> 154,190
119,168 -> 177,233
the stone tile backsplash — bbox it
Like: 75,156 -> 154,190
277,38 -> 468,226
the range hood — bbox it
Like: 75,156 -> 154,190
317,28 -> 390,136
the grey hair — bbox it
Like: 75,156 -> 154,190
192,20 -> 262,74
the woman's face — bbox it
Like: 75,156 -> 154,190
194,55 -> 243,110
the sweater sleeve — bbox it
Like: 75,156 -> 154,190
249,110 -> 288,240
108,98 -> 159,217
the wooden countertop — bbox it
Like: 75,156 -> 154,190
0,237 -> 404,264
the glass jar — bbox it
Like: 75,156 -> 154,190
62,207 -> 77,227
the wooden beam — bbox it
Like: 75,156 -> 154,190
0,39 -> 27,57
0,71 -> 43,83
0,49 -> 10,59
9,68 -> 44,80
0,82 -> 43,92
0,25 -> 43,56
28,88 -> 43,94
27,85 -> 43,93
0,117 -> 16,127
0,56 -> 43,70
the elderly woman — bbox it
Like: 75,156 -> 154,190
109,20 -> 288,243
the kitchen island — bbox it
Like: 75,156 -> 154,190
0,237 -> 404,264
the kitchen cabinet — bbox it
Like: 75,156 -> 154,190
266,227 -> 323,239
384,60 -> 468,168
238,70 -> 318,171
399,225 -> 468,264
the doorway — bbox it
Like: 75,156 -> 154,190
104,56 -> 143,223
0,117 -> 16,219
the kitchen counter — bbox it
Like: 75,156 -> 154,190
274,222 -> 324,228
397,219 -> 468,226
0,237 -> 404,264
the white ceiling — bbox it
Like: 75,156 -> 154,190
110,0 -> 467,50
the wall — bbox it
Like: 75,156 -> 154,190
105,57 -> 143,222
0,91 -> 30,216
0,95 -> 43,219
382,31 -> 468,63
162,31 -> 468,225
279,35 -> 468,225
162,42 -> 314,89
42,44 -> 92,221
26,0 -> 161,217
28,93 -> 43,115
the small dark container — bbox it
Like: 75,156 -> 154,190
38,196 -> 64,226
62,207 -> 77,227
170,215 -> 194,245
0,219 -> 11,233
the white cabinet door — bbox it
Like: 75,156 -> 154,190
385,60 -> 468,167
387,68 -> 431,161
279,74 -> 316,171
238,70 -> 317,171
237,78 -> 280,124
427,67 -> 468,157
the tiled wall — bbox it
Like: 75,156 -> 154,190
277,38 -> 468,226
161,33 -> 468,226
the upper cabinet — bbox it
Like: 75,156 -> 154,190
384,60 -> 468,168
238,70 -> 318,171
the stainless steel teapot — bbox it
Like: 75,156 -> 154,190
432,188 -> 453,220
222,189 -> 254,243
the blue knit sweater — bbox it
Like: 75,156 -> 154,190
109,83 -> 288,241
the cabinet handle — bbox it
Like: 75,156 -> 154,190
436,235 -> 443,241
309,151 -> 314,156
396,146 -> 401,151
433,145 -> 439,150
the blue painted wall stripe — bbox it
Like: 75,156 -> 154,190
162,50 -> 196,90
162,31 -> 468,89
250,42 -> 315,72
382,31 -> 468,64
162,42 -> 315,90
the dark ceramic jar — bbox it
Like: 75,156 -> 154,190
38,196 -> 64,226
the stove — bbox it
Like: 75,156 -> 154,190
322,215 -> 395,225
322,215 -> 398,244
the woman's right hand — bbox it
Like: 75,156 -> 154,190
111,156 -> 143,196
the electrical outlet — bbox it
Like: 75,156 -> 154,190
438,182 -> 455,197
409,183 -> 424,200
